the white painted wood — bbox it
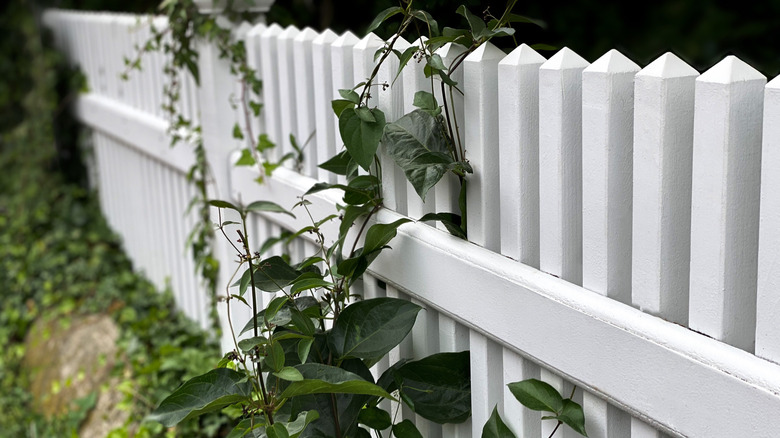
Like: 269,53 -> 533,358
293,27 -> 319,178
582,49 -> 639,307
470,330 -> 504,438
402,37 -> 437,219
439,315 -> 470,438
259,24 -> 283,161
498,44 -> 545,267
375,36 -> 410,215
539,48 -> 589,283
502,349 -> 541,437
632,52 -> 698,326
276,25 -> 300,165
757,76 -> 780,364
231,165 -> 780,437
244,23 -> 267,152
463,42 -> 505,252
330,30 -> 360,185
432,43 -> 466,230
689,56 -> 765,352
385,285 -> 415,421
311,29 -> 339,183
352,33 -> 384,109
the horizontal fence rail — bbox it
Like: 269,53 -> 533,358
42,8 -> 780,438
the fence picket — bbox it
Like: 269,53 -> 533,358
502,349 -> 541,437
312,29 -> 339,183
292,27 -> 319,178
757,76 -> 780,364
631,52 -> 698,325
688,56 -> 765,352
497,44 -> 545,266
581,50 -> 639,438
402,37 -> 437,220
330,30 -> 360,185
376,36 -> 410,215
432,43 -> 466,230
244,23 -> 267,148
276,25 -> 300,164
463,41 -> 505,252
259,23 -> 283,161
538,47 -> 589,283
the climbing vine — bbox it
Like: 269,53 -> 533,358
125,0 -> 588,436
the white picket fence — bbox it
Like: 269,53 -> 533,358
42,7 -> 780,438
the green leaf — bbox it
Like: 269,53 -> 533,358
339,107 -> 386,171
507,379 -> 564,413
356,106 -> 377,123
339,203 -> 371,238
363,218 -> 411,254
332,99 -> 356,117
266,341 -> 286,372
235,148 -> 256,166
146,369 -> 252,427
412,91 -> 439,112
246,200 -> 296,218
253,256 -> 301,292
530,43 -> 558,51
258,133 -> 276,152
290,278 -> 333,295
392,419 -> 423,438
290,308 -> 316,336
557,399 -> 588,437
297,337 -> 314,364
381,109 -> 454,200
482,406 -> 516,438
411,9 -> 439,36
339,89 -> 361,103
226,417 -> 265,438
265,296 -> 291,323
279,363 -> 395,399
394,46 -> 419,84
456,5 -> 486,37
286,410 -> 320,437
233,123 -> 244,140
507,13 -> 547,29
358,406 -> 392,430
238,336 -> 267,353
418,212 -> 466,239
208,199 -> 242,213
393,351 -> 471,424
274,366 -> 305,382
267,423 -> 290,438
328,297 -> 421,362
366,6 -> 404,34
319,150 -> 354,176
237,267 -> 252,296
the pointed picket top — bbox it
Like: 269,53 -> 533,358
332,30 -> 360,48
354,32 -> 385,51
464,41 -> 506,63
312,28 -> 338,45
234,21 -> 253,38
637,52 -> 698,79
499,43 -> 546,67
436,42 -> 466,61
769,74 -> 780,90
294,26 -> 319,42
278,24 -> 300,41
540,46 -> 589,70
261,22 -> 283,37
393,35 -> 412,51
584,49 -> 640,74
698,55 -> 766,84
246,22 -> 267,39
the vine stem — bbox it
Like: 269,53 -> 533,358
237,226 -> 273,424
548,421 -> 562,438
